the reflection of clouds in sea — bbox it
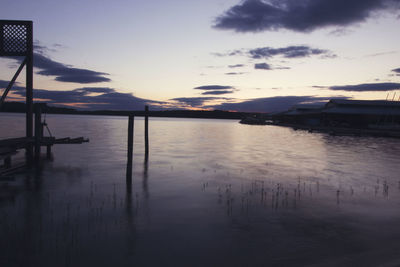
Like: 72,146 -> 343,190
2,114 -> 400,266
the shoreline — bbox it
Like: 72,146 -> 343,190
272,122 -> 400,138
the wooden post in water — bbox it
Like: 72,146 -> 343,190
34,104 -> 42,162
4,156 -> 11,168
46,145 -> 52,159
145,105 -> 149,160
126,115 -> 134,184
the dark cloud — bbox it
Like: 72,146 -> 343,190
53,75 -> 110,84
33,43 -> 51,54
392,68 -> 400,74
0,80 -> 24,91
83,92 -> 158,110
2,77 -> 352,113
0,80 -> 13,88
31,53 -> 63,70
249,46 -> 332,59
228,64 -> 245,68
201,90 -> 234,95
254,63 -> 272,70
194,85 -> 234,90
215,45 -> 333,59
255,63 -> 291,70
7,45 -> 111,84
212,50 -> 243,57
214,46 -> 333,71
33,42 -> 62,54
9,86 -> 112,103
74,87 -> 115,94
225,72 -> 245,75
217,47 -> 324,71
33,53 -> 111,84
366,51 -> 397,57
214,0 -> 400,33
327,82 -> 400,91
7,84 -> 160,110
170,97 -> 226,107
210,96 -> 349,113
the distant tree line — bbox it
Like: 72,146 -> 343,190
0,101 -> 259,120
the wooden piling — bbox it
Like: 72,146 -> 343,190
46,145 -> 52,159
126,115 -> 134,183
4,156 -> 11,168
34,104 -> 42,162
145,105 -> 149,160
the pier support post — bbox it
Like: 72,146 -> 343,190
46,145 -> 52,159
126,115 -> 134,184
145,105 -> 149,161
4,157 -> 11,168
34,104 -> 43,162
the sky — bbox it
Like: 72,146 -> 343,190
1,0 -> 400,112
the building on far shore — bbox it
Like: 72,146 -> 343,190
272,104 -> 324,126
273,99 -> 400,130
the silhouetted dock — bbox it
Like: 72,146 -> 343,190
0,103 -> 89,176
0,135 -> 88,176
0,20 -> 89,177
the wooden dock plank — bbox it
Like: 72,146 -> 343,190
0,136 -> 88,148
0,135 -> 88,175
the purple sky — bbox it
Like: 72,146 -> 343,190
1,0 -> 400,112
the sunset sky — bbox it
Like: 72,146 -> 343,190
1,0 -> 400,112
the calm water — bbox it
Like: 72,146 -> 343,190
1,113 -> 400,266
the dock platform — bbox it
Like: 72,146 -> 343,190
0,136 -> 89,176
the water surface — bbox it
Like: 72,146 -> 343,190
1,113 -> 400,266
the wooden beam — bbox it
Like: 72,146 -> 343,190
0,57 -> 27,108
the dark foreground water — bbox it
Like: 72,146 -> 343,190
1,113 -> 400,266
